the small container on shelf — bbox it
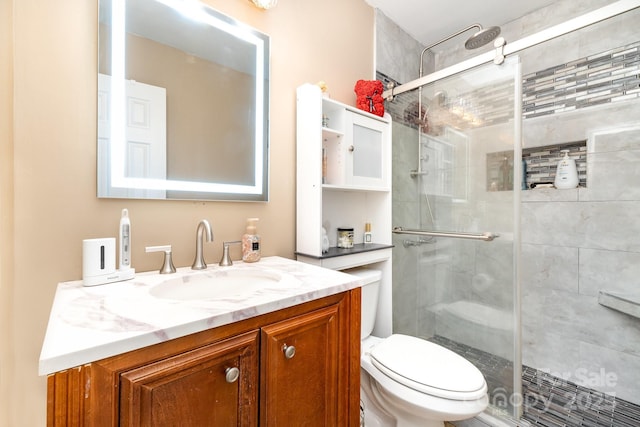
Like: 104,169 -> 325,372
363,222 -> 373,244
337,228 -> 354,249
322,147 -> 328,184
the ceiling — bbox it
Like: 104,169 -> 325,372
365,0 -> 557,48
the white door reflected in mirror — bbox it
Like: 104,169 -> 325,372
98,74 -> 167,199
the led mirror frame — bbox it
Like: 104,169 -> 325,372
101,0 -> 270,201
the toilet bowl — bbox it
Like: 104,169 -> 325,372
350,268 -> 489,427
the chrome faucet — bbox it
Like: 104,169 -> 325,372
192,219 -> 214,270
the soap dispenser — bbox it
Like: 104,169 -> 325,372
554,150 -> 579,189
242,218 -> 261,262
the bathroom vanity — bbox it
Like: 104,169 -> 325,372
40,257 -> 362,426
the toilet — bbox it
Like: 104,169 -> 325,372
350,268 -> 489,427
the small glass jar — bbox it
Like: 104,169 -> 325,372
337,228 -> 354,249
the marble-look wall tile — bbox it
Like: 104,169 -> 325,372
473,239 -> 515,309
519,0 -> 612,38
578,248 -> 640,297
392,120 -> 424,336
522,188 -> 578,202
392,122 -> 420,204
420,246 -> 461,304
437,0 -> 620,72
375,10 -> 428,84
580,130 -> 640,201
578,340 -> 640,404
521,243 -> 579,293
574,7 -> 640,60
521,200 -> 640,252
589,127 -> 640,153
530,289 -> 640,356
436,305 -> 514,360
521,325 -> 582,377
392,235 -> 419,335
523,101 -> 640,150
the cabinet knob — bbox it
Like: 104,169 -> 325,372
225,367 -> 240,383
282,344 -> 296,359
349,145 -> 354,152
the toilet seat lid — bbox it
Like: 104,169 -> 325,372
370,334 -> 487,400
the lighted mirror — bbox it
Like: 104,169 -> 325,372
98,0 -> 270,201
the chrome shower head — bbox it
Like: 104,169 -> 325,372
465,26 -> 501,50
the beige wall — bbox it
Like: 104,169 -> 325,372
1,0 -> 15,425
2,0 -> 374,425
104,31 -> 256,184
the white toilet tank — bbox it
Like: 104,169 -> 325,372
346,268 -> 381,339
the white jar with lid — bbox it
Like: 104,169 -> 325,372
337,228 -> 354,248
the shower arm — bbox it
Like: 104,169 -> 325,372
415,24 -> 483,179
419,24 -> 482,78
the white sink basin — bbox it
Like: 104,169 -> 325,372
150,269 -> 285,301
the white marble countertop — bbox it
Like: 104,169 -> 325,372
39,256 -> 362,375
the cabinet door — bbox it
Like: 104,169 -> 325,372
345,112 -> 390,188
119,331 -> 259,427
260,304 -> 344,426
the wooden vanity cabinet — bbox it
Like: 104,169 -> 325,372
46,289 -> 361,427
261,304 -> 343,426
119,331 -> 260,426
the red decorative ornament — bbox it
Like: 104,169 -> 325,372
354,80 -> 385,117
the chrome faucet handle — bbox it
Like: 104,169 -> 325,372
146,245 -> 176,274
192,219 -> 214,270
219,241 -> 241,267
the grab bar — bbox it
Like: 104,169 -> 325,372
392,227 -> 498,242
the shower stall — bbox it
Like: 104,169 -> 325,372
389,56 -> 523,420
382,1 -> 640,425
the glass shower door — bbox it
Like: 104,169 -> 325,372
391,56 -> 522,419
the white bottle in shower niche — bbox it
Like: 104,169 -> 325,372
554,150 -> 579,189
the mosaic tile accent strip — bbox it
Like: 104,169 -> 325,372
378,72 -> 420,129
429,335 -> 640,427
379,71 -> 515,131
380,40 -> 640,129
523,41 -> 640,119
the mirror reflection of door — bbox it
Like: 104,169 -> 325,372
97,73 -> 167,198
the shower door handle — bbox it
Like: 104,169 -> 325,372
392,226 -> 498,242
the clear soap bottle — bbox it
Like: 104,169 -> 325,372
242,218 -> 261,262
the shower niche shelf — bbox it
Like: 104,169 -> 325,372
295,82 -> 392,278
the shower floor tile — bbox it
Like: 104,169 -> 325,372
428,335 -> 640,427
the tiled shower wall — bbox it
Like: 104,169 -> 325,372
377,0 -> 640,409
520,110 -> 640,406
514,5 -> 640,405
